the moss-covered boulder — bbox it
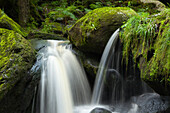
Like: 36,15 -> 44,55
0,28 -> 35,108
119,8 -> 170,95
0,9 -> 26,37
68,7 -> 137,55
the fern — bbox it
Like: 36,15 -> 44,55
120,10 -> 170,84
120,13 -> 156,63
89,2 -> 103,9
48,5 -> 78,21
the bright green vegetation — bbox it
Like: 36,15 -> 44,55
0,28 -> 35,100
120,8 -> 170,84
68,7 -> 137,54
26,0 -> 165,34
74,7 -> 136,38
41,18 -> 64,33
0,10 -> 27,37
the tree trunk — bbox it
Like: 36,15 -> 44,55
18,0 -> 30,27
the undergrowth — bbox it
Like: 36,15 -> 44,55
120,9 -> 170,84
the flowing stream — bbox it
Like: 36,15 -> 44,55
33,29 -> 169,113
36,40 -> 91,113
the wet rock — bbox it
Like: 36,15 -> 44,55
0,28 -> 36,113
68,7 -> 137,55
0,9 -> 26,37
90,107 -> 112,113
134,93 -> 170,113
27,32 -> 66,40
71,46 -> 99,88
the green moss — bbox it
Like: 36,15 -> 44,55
77,7 -> 136,32
148,18 -> 170,79
156,8 -> 170,20
0,10 -> 27,37
0,9 -> 4,17
41,18 -> 64,34
0,28 -> 35,100
120,12 -> 156,63
120,8 -> 170,85
69,7 -> 137,45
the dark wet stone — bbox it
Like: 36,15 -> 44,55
90,107 -> 112,113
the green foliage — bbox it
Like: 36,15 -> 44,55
51,1 -> 60,6
41,18 -> 63,33
120,13 -> 156,62
47,5 -> 80,23
120,9 -> 170,84
89,2 -> 103,9
26,16 -> 39,30
55,5 -> 78,20
0,12 -> 27,37
41,18 -> 53,33
0,9 -> 5,17
68,7 -> 137,53
148,18 -> 170,77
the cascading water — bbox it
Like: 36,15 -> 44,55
35,40 -> 91,113
92,28 -> 154,106
32,29 -> 169,113
89,28 -> 169,113
74,28 -> 152,113
91,28 -> 121,104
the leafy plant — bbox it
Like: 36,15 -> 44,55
120,10 -> 170,84
89,2 -> 103,9
120,12 -> 156,63
48,5 -> 78,22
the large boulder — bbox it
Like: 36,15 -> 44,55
119,8 -> 170,95
68,7 -> 137,55
0,9 -> 27,37
0,28 -> 36,113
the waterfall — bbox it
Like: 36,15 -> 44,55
37,40 -> 91,113
92,28 -> 153,106
92,28 -> 120,104
32,29 -> 168,113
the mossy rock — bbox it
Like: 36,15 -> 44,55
0,28 -> 35,100
0,9 -> 27,37
119,8 -> 170,95
68,7 -> 137,55
27,32 -> 66,40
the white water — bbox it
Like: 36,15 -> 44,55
34,29 -> 167,113
92,28 -> 120,104
39,40 -> 91,113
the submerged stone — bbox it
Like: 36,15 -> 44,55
68,7 -> 137,55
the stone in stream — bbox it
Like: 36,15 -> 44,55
90,107 -> 112,113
